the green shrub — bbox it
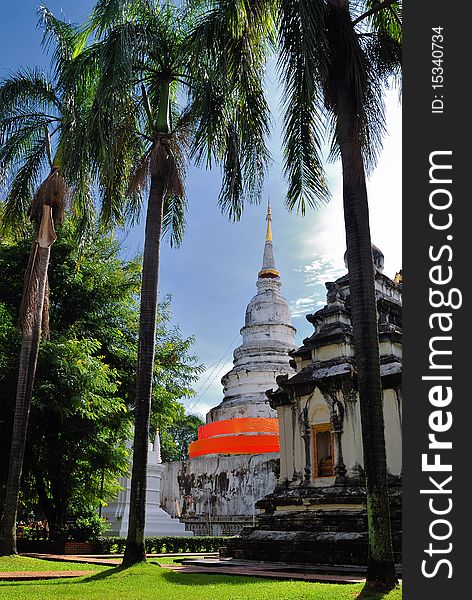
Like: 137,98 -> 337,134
68,515 -> 110,542
95,535 -> 233,554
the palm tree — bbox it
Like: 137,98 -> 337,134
197,0 -> 402,589
0,9 -> 95,555
276,0 -> 401,590
84,0 -> 273,565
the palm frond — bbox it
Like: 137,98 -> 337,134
59,42 -> 102,100
362,29 -> 402,87
89,0 -> 153,35
188,76 -> 228,169
69,167 -> 96,244
38,6 -> 87,76
360,0 -> 402,43
321,4 -> 388,175
188,0 -> 274,215
162,191 -> 187,249
0,68 -> 60,119
217,124 -> 244,220
166,136 -> 186,200
162,133 -> 187,248
0,121 -> 48,185
278,0 -> 330,213
0,111 -> 58,143
127,148 -> 152,199
1,139 -> 48,233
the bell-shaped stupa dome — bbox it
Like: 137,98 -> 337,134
189,204 -> 296,458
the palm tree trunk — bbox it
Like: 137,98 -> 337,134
336,92 -> 397,589
123,169 -> 166,566
0,238 -> 51,555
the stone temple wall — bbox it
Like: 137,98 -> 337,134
160,454 -> 278,534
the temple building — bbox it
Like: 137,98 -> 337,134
160,206 -> 297,535
226,246 -> 403,566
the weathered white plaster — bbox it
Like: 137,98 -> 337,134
160,454 -> 278,522
209,275 -> 296,422
383,388 -> 402,475
273,248 -> 402,483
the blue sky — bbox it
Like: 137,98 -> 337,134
0,1 -> 402,418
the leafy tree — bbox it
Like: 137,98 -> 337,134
160,411 -> 204,462
0,8 -> 96,555
0,222 -> 201,541
79,0 -> 272,564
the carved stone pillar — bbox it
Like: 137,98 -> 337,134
320,386 -> 347,484
300,405 -> 312,484
291,402 -> 299,483
330,400 -> 347,484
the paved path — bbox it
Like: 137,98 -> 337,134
21,552 -> 218,567
22,553 -> 120,566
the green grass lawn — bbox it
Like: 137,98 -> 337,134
0,557 -> 402,600
0,556 -> 105,573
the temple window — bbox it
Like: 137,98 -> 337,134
312,423 -> 334,478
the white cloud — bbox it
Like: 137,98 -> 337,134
290,255 -> 346,318
291,297 -> 317,318
298,255 -> 346,286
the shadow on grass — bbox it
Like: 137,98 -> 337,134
0,563 -> 264,592
78,564 -> 130,582
0,564 -> 120,590
356,584 -> 401,599
160,567 -> 268,587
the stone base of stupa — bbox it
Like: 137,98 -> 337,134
104,503 -> 192,538
161,453 -> 279,535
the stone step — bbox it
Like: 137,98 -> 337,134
230,544 -> 402,568
254,513 -> 401,535
182,557 -> 402,578
184,557 -> 365,575
226,528 -> 402,567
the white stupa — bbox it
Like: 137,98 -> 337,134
188,203 -> 296,458
103,433 -> 192,537
160,204 -> 298,534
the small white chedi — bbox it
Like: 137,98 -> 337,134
102,433 -> 192,537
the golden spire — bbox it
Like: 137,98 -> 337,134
265,201 -> 273,242
258,200 -> 280,279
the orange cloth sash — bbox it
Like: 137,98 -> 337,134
189,433 -> 280,458
197,417 -> 279,440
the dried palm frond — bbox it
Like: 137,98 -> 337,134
144,134 -> 185,198
127,146 -> 153,197
164,143 -> 185,200
29,168 -> 70,227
